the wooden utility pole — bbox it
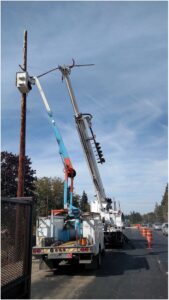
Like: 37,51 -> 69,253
17,30 -> 27,197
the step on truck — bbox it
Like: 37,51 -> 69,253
32,210 -> 105,270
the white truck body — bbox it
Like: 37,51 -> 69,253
33,213 -> 104,268
36,216 -> 64,246
91,200 -> 124,230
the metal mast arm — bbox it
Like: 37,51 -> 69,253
58,67 -> 106,212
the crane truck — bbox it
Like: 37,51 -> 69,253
56,60 -> 125,246
16,59 -> 125,250
16,72 -> 105,269
32,60 -> 125,246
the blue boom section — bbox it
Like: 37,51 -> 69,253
48,113 -> 79,216
35,76 -> 79,217
47,111 -> 71,209
48,111 -> 69,160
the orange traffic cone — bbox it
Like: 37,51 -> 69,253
142,228 -> 147,238
146,230 -> 153,249
137,224 -> 141,230
140,227 -> 144,236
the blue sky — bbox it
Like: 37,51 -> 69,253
1,1 -> 168,214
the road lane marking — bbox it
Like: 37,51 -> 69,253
157,259 -> 168,276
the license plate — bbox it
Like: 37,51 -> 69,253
48,253 -> 72,259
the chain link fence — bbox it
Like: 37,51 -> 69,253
1,197 -> 33,299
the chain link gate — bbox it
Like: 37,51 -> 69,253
1,197 -> 33,299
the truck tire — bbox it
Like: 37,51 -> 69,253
39,257 -> 60,270
52,260 -> 59,269
39,257 -> 53,270
85,251 -> 101,270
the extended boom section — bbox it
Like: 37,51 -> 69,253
34,77 -> 76,213
58,64 -> 125,246
59,67 -> 106,213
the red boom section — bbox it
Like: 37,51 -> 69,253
64,158 -> 76,178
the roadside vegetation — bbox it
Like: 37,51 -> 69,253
1,151 -> 36,197
1,151 -> 90,225
1,151 -> 167,225
125,184 -> 168,224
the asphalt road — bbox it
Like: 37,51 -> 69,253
31,228 -> 168,299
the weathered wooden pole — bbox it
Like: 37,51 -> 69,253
17,30 -> 27,197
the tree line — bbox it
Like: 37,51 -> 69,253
1,151 -> 167,225
125,184 -> 168,224
1,151 -> 90,224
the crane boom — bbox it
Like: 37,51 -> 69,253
34,77 -> 76,211
58,66 -> 106,212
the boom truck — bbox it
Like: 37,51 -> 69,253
28,60 -> 125,245
16,59 -> 125,249
16,72 -> 105,269
56,61 -> 125,246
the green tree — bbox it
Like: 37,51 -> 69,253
124,185 -> 168,225
73,193 -> 80,208
154,184 -> 168,222
34,177 -> 80,218
142,212 -> 156,223
128,211 -> 142,224
35,177 -> 64,217
161,184 -> 168,221
80,191 -> 90,212
1,151 -> 36,197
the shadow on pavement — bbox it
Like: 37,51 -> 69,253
43,248 -> 149,278
41,235 -> 150,278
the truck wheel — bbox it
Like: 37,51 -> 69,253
53,260 -> 59,269
87,252 -> 101,270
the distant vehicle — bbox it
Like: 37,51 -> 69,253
146,223 -> 153,228
141,223 -> 152,228
162,223 -> 168,236
153,223 -> 162,230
